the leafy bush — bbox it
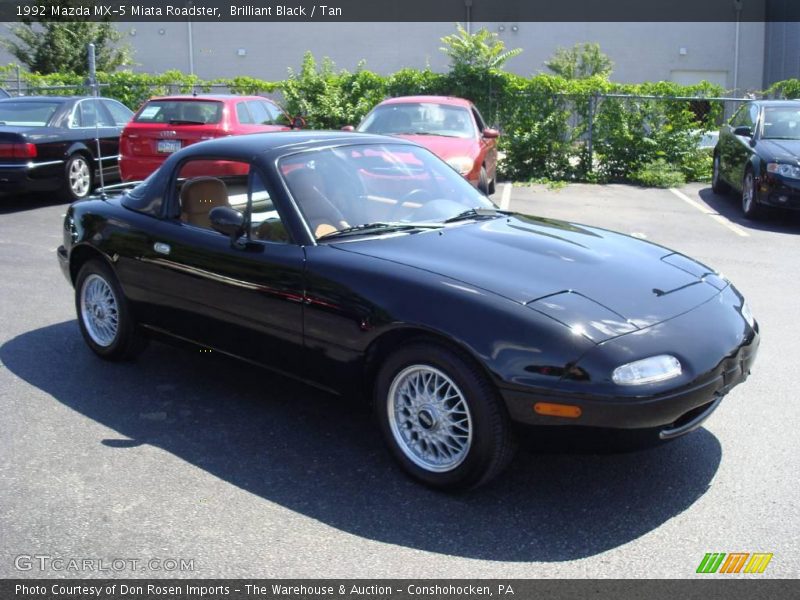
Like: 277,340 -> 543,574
767,78 -> 800,99
631,159 -> 686,188
545,43 -> 613,79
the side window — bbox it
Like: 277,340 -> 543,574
261,100 -> 286,124
472,107 -> 487,132
175,158 -> 289,243
73,100 -> 114,128
246,100 -> 270,125
249,171 -> 290,243
731,103 -> 753,128
236,102 -> 252,124
749,104 -> 760,131
102,99 -> 133,126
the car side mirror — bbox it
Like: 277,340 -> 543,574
341,125 -> 355,132
290,115 -> 305,129
733,126 -> 752,138
482,127 -> 500,139
209,206 -> 245,241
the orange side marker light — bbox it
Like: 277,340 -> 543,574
534,402 -> 582,418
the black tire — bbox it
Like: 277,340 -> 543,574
374,341 -> 516,490
61,154 -> 93,202
741,167 -> 763,220
477,166 -> 490,196
711,152 -> 730,194
75,259 -> 146,361
487,175 -> 496,196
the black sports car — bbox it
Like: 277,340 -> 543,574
0,96 -> 133,201
713,99 -> 800,218
58,132 -> 759,489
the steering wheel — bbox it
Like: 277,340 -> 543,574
389,188 -> 433,220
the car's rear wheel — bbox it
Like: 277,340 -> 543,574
711,152 -> 729,194
62,154 -> 93,201
75,259 -> 145,360
741,167 -> 763,219
374,342 -> 516,490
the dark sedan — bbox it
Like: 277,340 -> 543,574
58,132 -> 758,490
0,96 -> 133,201
713,99 -> 800,218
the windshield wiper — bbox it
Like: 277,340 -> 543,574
168,119 -> 205,125
395,131 -> 458,137
443,207 -> 504,223
317,222 -> 443,241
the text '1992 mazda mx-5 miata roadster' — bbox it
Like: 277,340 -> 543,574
58,131 -> 759,490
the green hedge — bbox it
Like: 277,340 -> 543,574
5,59 -> 797,184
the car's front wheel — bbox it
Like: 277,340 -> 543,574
741,167 -> 763,219
478,166 -> 490,196
75,259 -> 145,360
374,342 -> 516,490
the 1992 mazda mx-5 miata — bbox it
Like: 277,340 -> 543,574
58,131 -> 759,489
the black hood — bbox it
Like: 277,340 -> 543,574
335,215 -> 727,338
757,138 -> 800,163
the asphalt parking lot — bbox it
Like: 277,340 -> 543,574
1,183 -> 798,579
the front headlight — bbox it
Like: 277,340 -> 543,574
741,300 -> 756,329
612,355 -> 682,386
446,156 -> 474,176
766,162 -> 800,179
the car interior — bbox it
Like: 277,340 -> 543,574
175,161 -> 289,242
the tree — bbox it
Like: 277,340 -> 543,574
2,1 -> 131,75
440,24 -> 522,73
545,43 -> 613,79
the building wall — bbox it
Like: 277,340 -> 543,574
0,21 -> 766,93
763,21 -> 800,86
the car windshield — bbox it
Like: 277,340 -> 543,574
358,103 -> 475,139
761,107 -> 800,140
134,100 -> 222,124
278,143 -> 495,240
0,101 -> 62,126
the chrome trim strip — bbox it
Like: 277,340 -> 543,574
0,159 -> 65,169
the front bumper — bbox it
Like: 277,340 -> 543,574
502,341 -> 756,435
757,174 -> 800,210
500,286 -> 760,440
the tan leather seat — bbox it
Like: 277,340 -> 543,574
180,177 -> 229,228
285,168 -> 349,238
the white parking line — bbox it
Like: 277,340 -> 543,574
668,188 -> 749,237
499,183 -> 512,210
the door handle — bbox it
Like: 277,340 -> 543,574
153,242 -> 171,255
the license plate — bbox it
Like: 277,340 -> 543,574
157,140 -> 181,153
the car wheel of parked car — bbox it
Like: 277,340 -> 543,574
741,167 -> 762,219
62,154 -> 93,201
711,152 -> 729,194
478,166 -> 490,196
374,341 -> 516,490
75,260 -> 145,360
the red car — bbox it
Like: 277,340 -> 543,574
119,95 -> 300,181
351,95 -> 499,195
